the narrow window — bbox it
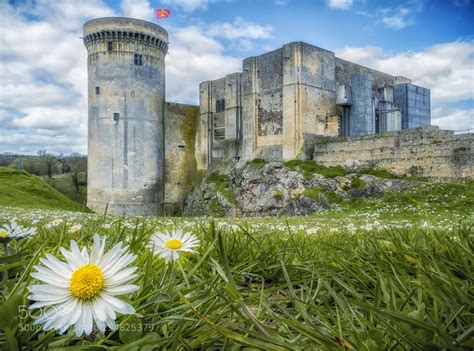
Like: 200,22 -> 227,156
95,86 -> 100,95
113,113 -> 120,122
107,41 -> 113,52
134,54 -> 143,66
216,99 -> 225,112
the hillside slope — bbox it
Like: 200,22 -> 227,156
0,167 -> 86,211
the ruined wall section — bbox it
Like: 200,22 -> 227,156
241,49 -> 285,160
198,73 -> 243,169
163,102 -> 199,212
313,126 -> 473,179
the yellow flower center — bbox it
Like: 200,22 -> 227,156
70,264 -> 104,300
0,229 -> 8,238
165,239 -> 183,250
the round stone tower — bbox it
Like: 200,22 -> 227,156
83,17 -> 168,215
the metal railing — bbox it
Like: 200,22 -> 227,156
454,129 -> 473,135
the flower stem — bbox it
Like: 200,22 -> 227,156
177,260 -> 190,289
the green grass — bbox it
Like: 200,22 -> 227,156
0,166 -> 472,349
247,158 -> 267,169
207,172 -> 238,206
350,177 -> 366,189
284,160 -> 347,178
0,212 -> 472,349
301,186 -> 323,200
0,167 -> 85,212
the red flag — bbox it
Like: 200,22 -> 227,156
157,9 -> 170,19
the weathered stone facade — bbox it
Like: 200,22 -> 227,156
198,42 -> 432,170
84,18 -> 199,216
313,126 -> 473,180
163,102 -> 200,214
84,17 -> 469,217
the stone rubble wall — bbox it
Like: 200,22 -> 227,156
313,126 -> 473,179
163,102 -> 200,213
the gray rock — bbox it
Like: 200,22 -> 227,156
184,161 -> 419,217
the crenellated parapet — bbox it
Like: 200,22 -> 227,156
83,30 -> 168,55
83,17 -> 168,57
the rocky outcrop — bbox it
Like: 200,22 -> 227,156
184,161 -> 419,217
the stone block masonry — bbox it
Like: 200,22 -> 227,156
84,17 -> 168,216
313,126 -> 473,180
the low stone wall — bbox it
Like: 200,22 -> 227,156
313,126 -> 473,179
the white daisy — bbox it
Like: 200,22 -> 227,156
0,221 -> 36,242
69,224 -> 82,234
149,229 -> 199,263
28,234 -> 139,336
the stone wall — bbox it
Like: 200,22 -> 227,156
335,58 -> 406,87
163,102 -> 200,213
313,126 -> 473,179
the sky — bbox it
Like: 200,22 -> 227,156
0,0 -> 473,155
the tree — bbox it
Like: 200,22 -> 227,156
67,153 -> 87,193
36,150 -> 58,178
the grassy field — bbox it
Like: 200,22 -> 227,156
0,167 -> 85,212
0,176 -> 472,349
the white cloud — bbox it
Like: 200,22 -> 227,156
208,17 -> 272,40
0,0 -> 254,154
121,0 -> 153,21
0,1 -> 114,154
379,0 -> 423,30
328,0 -> 353,10
336,41 -> 474,105
166,26 -> 241,103
29,0 -> 115,31
381,8 -> 412,29
161,0 -> 214,13
431,106 -> 474,131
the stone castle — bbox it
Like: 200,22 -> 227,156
84,17 -> 473,216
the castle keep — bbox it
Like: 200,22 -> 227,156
84,18 -> 198,215
84,17 -> 472,216
196,42 -> 431,169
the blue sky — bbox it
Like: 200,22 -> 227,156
0,0 -> 473,154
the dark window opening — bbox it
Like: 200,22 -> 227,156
214,128 -> 225,140
107,41 -> 113,52
216,99 -> 225,112
95,86 -> 100,95
113,113 -> 120,122
134,54 -> 143,66
177,144 -> 186,149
